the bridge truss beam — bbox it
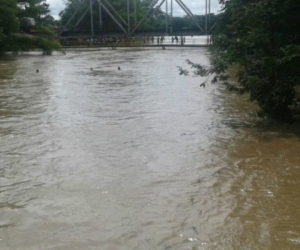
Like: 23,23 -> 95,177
62,0 -> 213,37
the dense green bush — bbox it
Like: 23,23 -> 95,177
184,0 -> 300,121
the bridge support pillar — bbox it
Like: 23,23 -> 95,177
90,0 -> 94,37
127,0 -> 130,35
170,0 -> 173,33
166,0 -> 168,34
99,0 -> 102,31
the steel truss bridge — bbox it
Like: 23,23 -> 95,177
61,0 -> 215,37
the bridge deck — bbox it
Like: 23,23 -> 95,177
61,35 -> 211,48
63,44 -> 209,50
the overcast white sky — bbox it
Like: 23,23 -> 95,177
47,0 -> 221,20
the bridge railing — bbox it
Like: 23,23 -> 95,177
60,35 -> 211,47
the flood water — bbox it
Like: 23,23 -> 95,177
0,48 -> 299,250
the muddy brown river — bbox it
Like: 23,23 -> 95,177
0,48 -> 299,250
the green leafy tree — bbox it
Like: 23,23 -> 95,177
187,0 -> 300,121
17,0 -> 58,37
0,0 -> 19,53
17,0 -> 50,22
0,0 -> 19,35
0,0 -> 60,54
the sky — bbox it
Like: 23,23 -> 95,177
46,0 -> 221,20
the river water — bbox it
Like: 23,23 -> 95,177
0,48 -> 299,250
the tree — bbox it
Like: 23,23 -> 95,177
17,0 -> 50,23
17,0 -> 58,44
191,0 -> 300,121
0,0 -> 19,35
0,0 -> 59,54
0,0 -> 19,53
19,17 -> 35,32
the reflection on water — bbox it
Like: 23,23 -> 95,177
0,48 -> 299,250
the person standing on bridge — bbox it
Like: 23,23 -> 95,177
157,37 -> 159,45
